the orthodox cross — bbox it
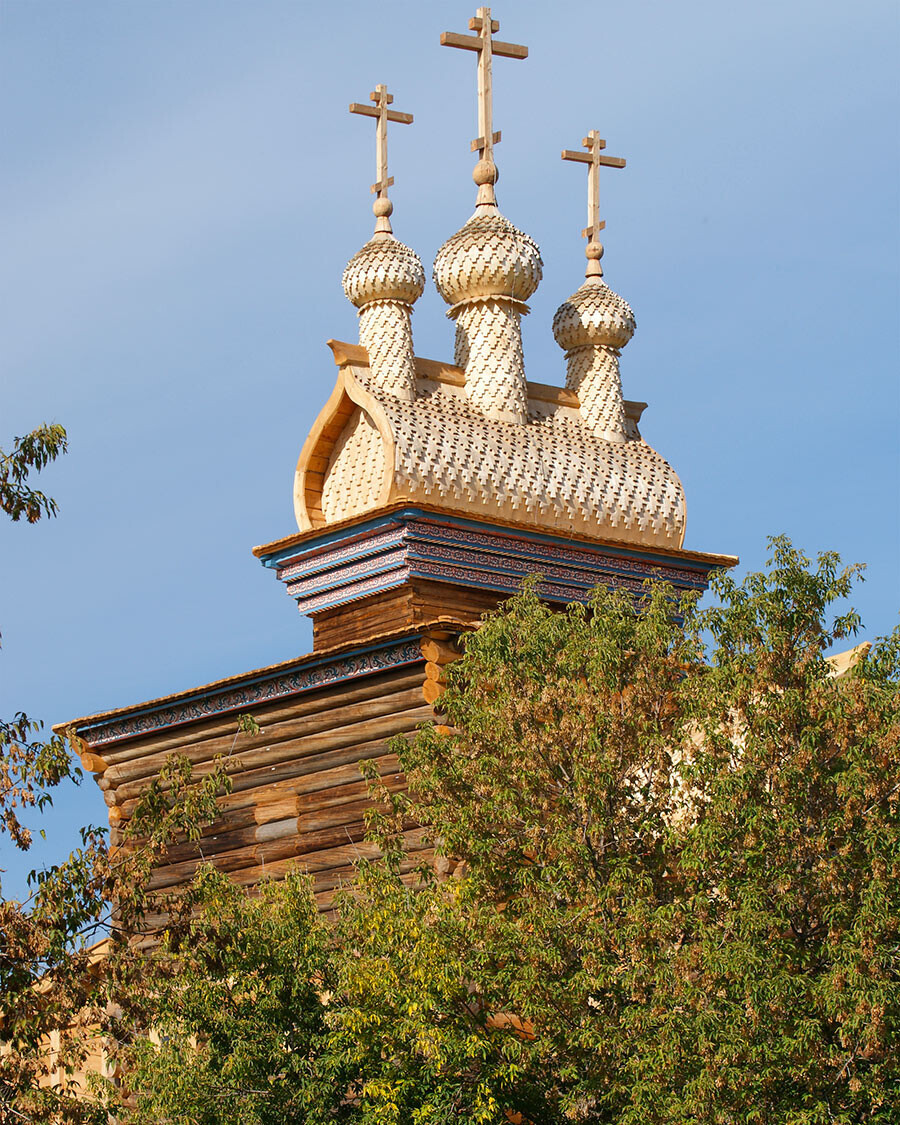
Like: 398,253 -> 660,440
562,130 -> 625,275
349,84 -> 413,232
441,7 -> 527,169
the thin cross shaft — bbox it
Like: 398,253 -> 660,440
441,7 -> 527,165
561,130 -> 626,243
374,85 -> 390,196
476,10 -> 494,162
349,84 -> 413,196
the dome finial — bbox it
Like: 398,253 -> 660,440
441,7 -> 528,209
561,129 -> 626,277
344,84 -> 423,399
349,83 -> 414,236
555,128 -> 633,441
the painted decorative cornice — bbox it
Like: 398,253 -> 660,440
293,346 -> 686,550
259,507 -> 732,620
67,637 -> 424,749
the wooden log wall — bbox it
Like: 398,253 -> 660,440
312,578 -> 500,650
93,665 -> 435,910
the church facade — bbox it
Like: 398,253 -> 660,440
57,7 -> 734,907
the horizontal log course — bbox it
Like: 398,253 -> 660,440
91,668 -> 426,767
253,795 -> 301,826
160,796 -> 395,867
422,680 -> 446,706
126,853 -> 435,938
257,821 -> 372,865
202,733 -> 407,799
420,638 -> 462,665
102,685 -> 428,788
108,747 -> 400,828
110,705 -> 431,805
230,829 -> 430,887
294,771 -> 404,815
149,813 -> 421,891
152,828 -> 429,892
115,751 -> 404,821
296,795 -> 387,835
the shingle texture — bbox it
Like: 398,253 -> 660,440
299,362 -> 686,549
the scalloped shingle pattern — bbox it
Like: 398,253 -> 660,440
552,278 -> 636,351
453,299 -> 529,421
320,405 -> 385,524
342,235 -> 425,399
342,236 -> 425,308
564,346 -> 629,442
339,367 -> 685,547
553,277 -> 637,442
433,212 -> 542,306
359,301 -> 417,399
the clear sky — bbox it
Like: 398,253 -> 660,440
2,0 -> 898,897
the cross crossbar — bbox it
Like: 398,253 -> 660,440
562,128 -> 626,249
441,7 -> 527,170
349,83 -> 413,230
349,103 -> 414,125
440,31 -> 528,59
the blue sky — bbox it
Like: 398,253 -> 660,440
2,0 -> 898,897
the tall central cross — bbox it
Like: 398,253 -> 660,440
441,7 -> 528,169
562,130 -> 626,276
349,84 -> 414,231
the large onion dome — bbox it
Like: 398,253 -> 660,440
433,210 -> 542,309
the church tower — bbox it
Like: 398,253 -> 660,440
60,9 -> 735,907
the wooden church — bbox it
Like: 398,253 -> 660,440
57,8 -> 735,908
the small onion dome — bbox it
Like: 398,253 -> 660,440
433,209 -> 543,310
552,276 -> 636,352
342,234 -> 425,309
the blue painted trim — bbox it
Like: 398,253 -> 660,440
77,634 -> 424,747
261,507 -> 716,576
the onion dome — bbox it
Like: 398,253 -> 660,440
433,210 -> 542,308
342,225 -> 425,310
552,276 -> 636,352
433,162 -> 542,310
433,211 -> 542,310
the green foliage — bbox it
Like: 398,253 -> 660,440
1,422 -> 73,856
331,539 -> 900,1123
0,714 -> 77,852
4,496 -> 897,1125
113,867 -> 346,1125
0,756 -> 232,1124
1,423 -> 68,523
1,422 -> 243,1123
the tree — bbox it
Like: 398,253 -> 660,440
110,866 -> 348,1124
1,424 -> 73,853
327,540 -> 900,1123
9,478 -> 897,1122
1,425 -> 231,1123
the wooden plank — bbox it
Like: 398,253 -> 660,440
113,709 -> 428,805
116,748 -> 404,819
103,686 -> 427,788
97,666 -> 424,766
414,355 -> 465,386
527,380 -> 580,408
326,339 -> 368,367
